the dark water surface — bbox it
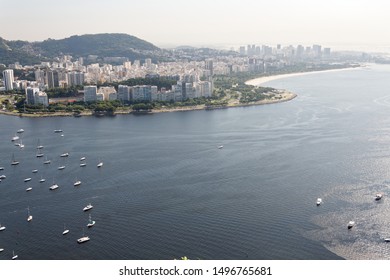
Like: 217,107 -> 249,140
1,64 -> 390,260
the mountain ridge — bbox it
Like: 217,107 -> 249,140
0,33 -> 162,65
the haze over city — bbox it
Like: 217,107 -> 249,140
1,0 -> 390,52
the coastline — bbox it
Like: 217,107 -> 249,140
1,67 -> 363,118
0,90 -> 297,117
245,66 -> 361,87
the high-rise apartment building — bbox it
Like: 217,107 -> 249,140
46,70 -> 59,88
26,87 -> 40,105
83,85 -> 97,102
118,85 -> 130,101
2,69 -> 14,90
25,87 -> 48,106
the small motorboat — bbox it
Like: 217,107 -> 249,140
375,193 -> 383,201
50,184 -> 59,190
348,221 -> 355,229
58,166 -> 66,170
77,236 -> 90,244
83,203 -> 93,211
384,238 -> 390,242
24,178 -> 32,182
316,198 -> 322,206
26,187 -> 32,192
32,169 -> 38,173
218,145 -> 223,149
60,152 -> 69,157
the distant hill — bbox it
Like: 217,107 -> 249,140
0,33 -> 163,65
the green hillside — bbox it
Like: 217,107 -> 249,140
0,33 -> 162,65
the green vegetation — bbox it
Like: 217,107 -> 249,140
0,33 -> 162,65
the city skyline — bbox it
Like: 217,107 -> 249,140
1,0 -> 390,53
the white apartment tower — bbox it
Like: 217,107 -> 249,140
2,69 -> 14,90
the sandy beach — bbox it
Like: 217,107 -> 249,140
245,67 -> 361,87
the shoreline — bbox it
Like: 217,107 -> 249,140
245,66 -> 361,87
1,66 -> 361,118
0,90 -> 297,117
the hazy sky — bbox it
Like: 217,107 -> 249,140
1,0 -> 390,50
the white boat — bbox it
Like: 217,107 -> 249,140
27,207 -> 33,222
32,169 -> 38,173
36,139 -> 44,149
39,177 -> 45,183
36,152 -> 44,158
218,145 -> 223,149
74,180 -> 81,187
0,175 -> 6,179
58,166 -> 66,170
11,250 -> 18,260
97,161 -> 103,168
0,248 -> 4,252
43,157 -> 51,164
61,134 -> 64,137
54,129 -> 63,133
26,187 -> 32,192
375,193 -> 383,201
0,167 -> 4,170
60,152 -> 69,157
11,135 -> 19,142
24,177 -> 32,182
384,238 -> 390,242
316,198 -> 322,206
0,224 -> 5,231
11,153 -> 19,165
87,214 -> 95,228
50,183 -> 59,190
62,223 -> 70,235
19,140 -> 24,149
80,157 -> 86,161
17,129 -> 24,133
80,163 -> 87,167
77,229 -> 90,244
83,203 -> 93,212
347,221 -> 355,229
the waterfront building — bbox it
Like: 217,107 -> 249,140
2,69 -> 14,90
26,87 -> 40,105
118,85 -> 130,101
25,87 -> 48,106
35,92 -> 49,106
83,85 -> 97,102
131,85 -> 153,102
98,86 -> 116,101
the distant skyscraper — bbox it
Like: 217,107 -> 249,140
205,59 -> 214,76
2,69 -> 14,90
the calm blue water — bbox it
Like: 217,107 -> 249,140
1,64 -> 390,260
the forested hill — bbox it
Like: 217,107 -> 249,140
0,33 -> 163,65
